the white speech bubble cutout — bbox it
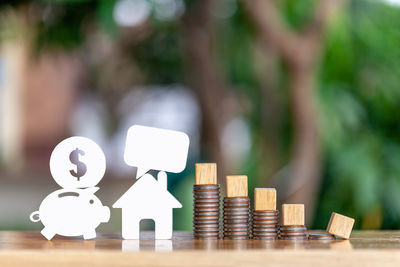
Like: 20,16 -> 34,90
49,136 -> 106,189
124,125 -> 189,178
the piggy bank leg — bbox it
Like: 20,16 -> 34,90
83,229 -> 96,240
41,227 -> 56,240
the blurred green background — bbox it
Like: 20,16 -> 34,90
0,0 -> 400,232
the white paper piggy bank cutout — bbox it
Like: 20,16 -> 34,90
30,187 -> 110,240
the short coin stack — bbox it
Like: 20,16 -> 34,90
223,176 -> 251,239
280,225 -> 308,240
193,163 -> 220,239
308,232 -> 335,240
280,204 -> 308,240
252,188 -> 279,239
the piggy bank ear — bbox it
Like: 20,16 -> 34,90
84,187 -> 99,194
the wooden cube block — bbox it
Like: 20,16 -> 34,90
254,188 -> 276,211
226,175 -> 248,197
282,204 -> 304,226
195,163 -> 217,185
326,212 -> 355,239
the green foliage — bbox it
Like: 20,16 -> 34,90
2,0 -> 400,230
314,0 -> 400,229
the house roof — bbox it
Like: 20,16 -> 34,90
113,173 -> 182,208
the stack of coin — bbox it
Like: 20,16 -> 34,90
223,197 -> 251,239
308,232 -> 335,240
252,210 -> 279,239
252,188 -> 278,240
193,184 -> 220,239
279,225 -> 308,240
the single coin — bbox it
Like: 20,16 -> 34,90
224,211 -> 249,215
193,193 -> 220,200
253,211 -> 279,216
223,225 -> 250,229
194,233 -> 220,237
194,213 -> 220,217
193,218 -> 219,222
193,184 -> 220,189
193,215 -> 220,219
280,230 -> 307,234
280,226 -> 307,231
223,218 -> 250,222
253,233 -> 278,236
252,217 -> 279,221
223,226 -> 250,230
223,236 -> 249,240
252,233 -> 278,237
194,208 -> 220,212
194,231 -> 220,235
308,233 -> 335,240
223,234 -> 250,238
193,222 -> 220,226
194,197 -> 220,202
252,221 -> 279,225
280,235 -> 307,238
193,193 -> 219,196
251,228 -> 278,232
252,226 -> 279,230
193,217 -> 220,221
280,236 -> 308,240
223,214 -> 250,218
224,207 -> 250,211
223,219 -> 250,226
194,205 -> 219,209
224,197 -> 250,202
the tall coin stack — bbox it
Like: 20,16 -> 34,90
193,163 -> 220,239
252,188 -> 279,239
223,176 -> 251,240
280,204 -> 308,240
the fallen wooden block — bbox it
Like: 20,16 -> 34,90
195,163 -> 217,185
327,212 -> 355,239
226,175 -> 248,197
282,204 -> 304,226
254,188 -> 276,211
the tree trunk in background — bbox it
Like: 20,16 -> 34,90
287,63 -> 320,214
244,0 -> 343,223
182,0 -> 231,178
252,38 -> 282,186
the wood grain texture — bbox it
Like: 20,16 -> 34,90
195,163 -> 217,185
1,231 -> 400,266
254,188 -> 276,210
282,204 -> 305,226
327,212 -> 355,239
226,175 -> 248,197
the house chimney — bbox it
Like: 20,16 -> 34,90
157,171 -> 167,190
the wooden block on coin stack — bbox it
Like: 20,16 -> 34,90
195,163 -> 217,185
193,163 -> 220,239
282,204 -> 304,226
280,204 -> 307,240
254,188 -> 276,211
226,175 -> 248,197
252,188 -> 279,239
326,212 -> 355,239
223,175 -> 250,239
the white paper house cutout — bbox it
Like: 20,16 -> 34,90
113,172 -> 182,239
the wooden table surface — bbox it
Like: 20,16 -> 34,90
1,231 -> 400,266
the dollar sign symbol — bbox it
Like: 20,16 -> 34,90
69,148 -> 87,181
